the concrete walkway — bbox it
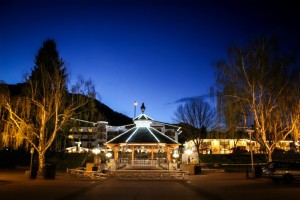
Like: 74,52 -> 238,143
0,169 -> 203,200
1,169 -> 299,200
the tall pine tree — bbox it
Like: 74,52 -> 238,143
0,39 -> 95,173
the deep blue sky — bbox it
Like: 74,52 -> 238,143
1,0 -> 299,123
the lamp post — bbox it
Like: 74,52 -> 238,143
30,147 -> 34,176
134,101 -> 138,118
246,129 -> 255,178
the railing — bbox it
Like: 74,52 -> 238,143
113,170 -> 189,180
117,158 -> 167,166
67,167 -> 188,181
132,159 -> 158,165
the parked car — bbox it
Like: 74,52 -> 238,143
262,161 -> 300,184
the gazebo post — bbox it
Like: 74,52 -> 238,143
113,146 -> 119,162
166,146 -> 171,162
151,146 -> 154,160
131,146 -> 135,165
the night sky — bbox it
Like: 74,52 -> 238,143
1,0 -> 299,123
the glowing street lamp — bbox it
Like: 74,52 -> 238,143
30,147 -> 34,177
134,101 -> 138,118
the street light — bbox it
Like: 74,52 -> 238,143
30,147 -> 34,176
134,101 -> 138,118
246,129 -> 255,178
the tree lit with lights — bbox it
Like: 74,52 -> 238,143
0,40 -> 95,172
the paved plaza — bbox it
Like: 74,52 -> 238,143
1,169 -> 299,200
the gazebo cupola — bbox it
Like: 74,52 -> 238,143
133,103 -> 153,128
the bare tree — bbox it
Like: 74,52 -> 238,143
0,40 -> 95,172
214,37 -> 300,161
174,98 -> 215,164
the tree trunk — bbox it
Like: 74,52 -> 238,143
197,152 -> 202,165
268,152 -> 272,162
38,152 -> 45,174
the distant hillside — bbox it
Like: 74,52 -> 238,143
94,99 -> 133,126
6,83 -> 26,96
4,83 -> 133,126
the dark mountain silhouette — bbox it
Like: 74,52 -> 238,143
93,99 -> 133,126
4,83 -> 133,126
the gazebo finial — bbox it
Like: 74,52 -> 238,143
141,103 -> 146,113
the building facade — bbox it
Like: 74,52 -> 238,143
182,138 -> 297,163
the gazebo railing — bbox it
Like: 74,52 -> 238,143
132,159 -> 158,165
117,158 -> 167,166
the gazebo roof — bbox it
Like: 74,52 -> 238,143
106,126 -> 179,145
105,105 -> 180,146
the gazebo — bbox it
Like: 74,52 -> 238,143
105,103 -> 180,168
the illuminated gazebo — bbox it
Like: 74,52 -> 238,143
105,103 -> 180,167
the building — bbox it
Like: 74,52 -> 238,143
183,137 -> 298,163
67,121 -> 109,152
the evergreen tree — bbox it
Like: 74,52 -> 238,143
0,39 -> 95,173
